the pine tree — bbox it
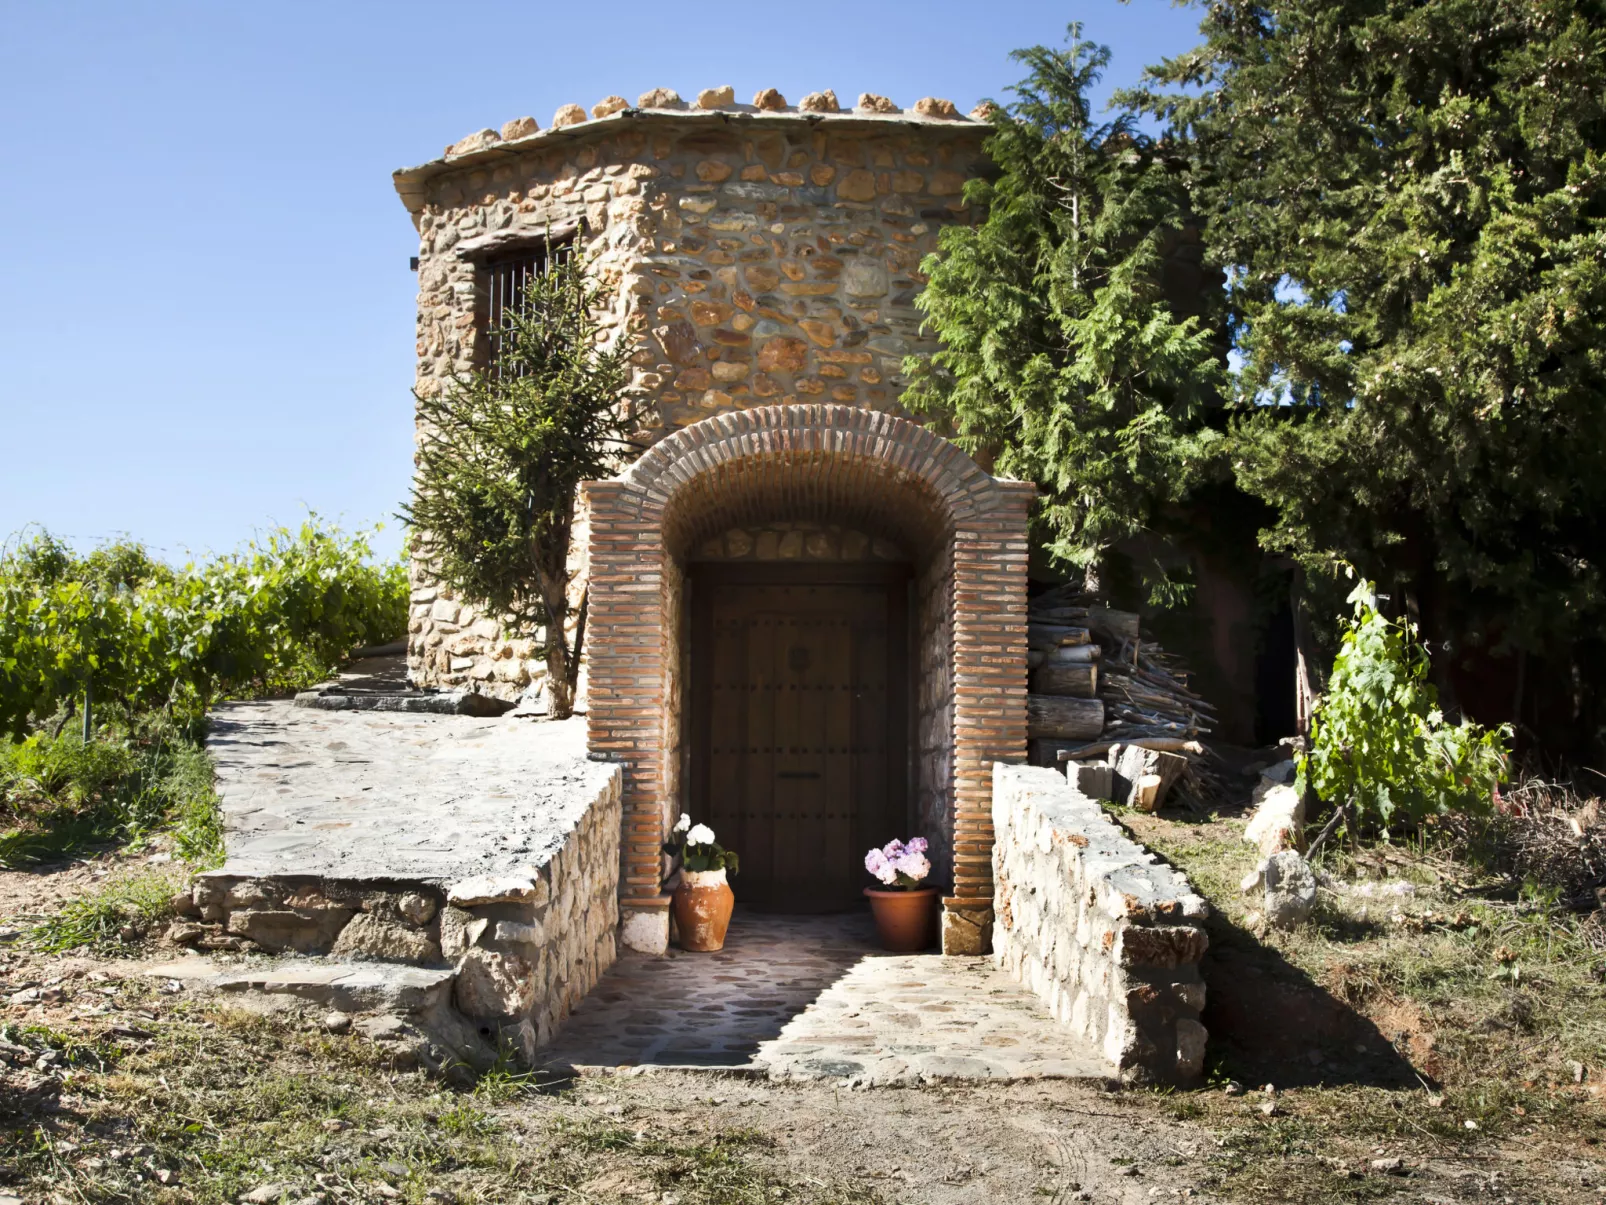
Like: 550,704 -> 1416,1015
1128,0 -> 1606,753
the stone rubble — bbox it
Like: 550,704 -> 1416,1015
1243,759 -> 1305,857
1242,849 -> 1319,930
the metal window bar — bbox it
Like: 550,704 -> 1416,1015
484,240 -> 572,380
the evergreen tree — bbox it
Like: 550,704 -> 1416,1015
1131,0 -> 1606,751
404,248 -> 632,719
904,28 -> 1227,593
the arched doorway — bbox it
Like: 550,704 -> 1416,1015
582,405 -> 1033,954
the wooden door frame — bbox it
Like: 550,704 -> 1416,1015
685,561 -> 913,906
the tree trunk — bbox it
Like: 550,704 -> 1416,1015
534,509 -> 576,720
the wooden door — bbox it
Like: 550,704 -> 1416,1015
689,563 -> 910,911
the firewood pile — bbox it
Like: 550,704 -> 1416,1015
1025,581 -> 1229,810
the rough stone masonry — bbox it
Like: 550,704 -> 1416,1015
992,764 -> 1210,1084
393,87 -> 991,697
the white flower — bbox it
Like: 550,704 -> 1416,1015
686,823 -> 716,846
673,814 -> 691,834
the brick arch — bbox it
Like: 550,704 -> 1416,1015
582,404 -> 1033,956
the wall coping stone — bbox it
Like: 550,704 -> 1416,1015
394,107 -> 989,218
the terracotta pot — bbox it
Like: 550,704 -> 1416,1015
864,886 -> 939,952
672,867 -> 735,952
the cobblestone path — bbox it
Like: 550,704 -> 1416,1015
540,912 -> 1108,1084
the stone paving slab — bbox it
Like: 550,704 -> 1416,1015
205,698 -> 607,886
539,913 -> 1110,1085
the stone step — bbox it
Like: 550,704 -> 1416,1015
142,956 -> 455,1014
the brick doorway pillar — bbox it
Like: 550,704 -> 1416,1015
582,405 -> 1031,955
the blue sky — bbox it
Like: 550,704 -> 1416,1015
0,1 -> 1205,564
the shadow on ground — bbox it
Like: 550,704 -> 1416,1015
1202,911 -> 1425,1091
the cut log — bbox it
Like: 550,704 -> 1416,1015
1132,773 -> 1164,813
1056,737 -> 1205,761
1110,744 -> 1189,810
1042,643 -> 1099,664
1032,663 -> 1098,698
1027,623 -> 1091,646
1026,694 -> 1105,741
1088,606 -> 1141,643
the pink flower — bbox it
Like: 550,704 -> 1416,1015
894,850 -> 931,884
863,847 -> 897,885
906,837 -> 928,855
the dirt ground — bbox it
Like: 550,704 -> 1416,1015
4,854 -> 1605,1204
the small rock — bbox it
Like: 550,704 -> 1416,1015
320,1118 -> 351,1132
696,85 -> 735,110
912,97 -> 960,119
444,129 -> 499,157
378,1161 -> 410,1178
552,103 -> 587,128
591,95 -> 629,119
1369,1157 -> 1405,1175
857,92 -> 900,114
799,90 -> 840,113
322,1012 -> 351,1035
1258,1100 -> 1278,1116
500,116 -> 538,140
637,87 -> 684,109
751,88 -> 787,111
1223,1080 -> 1244,1096
240,1185 -> 296,1204
1262,850 -> 1318,928
969,101 -> 999,122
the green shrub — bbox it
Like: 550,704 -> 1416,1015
0,716 -> 222,868
1299,579 -> 1511,840
0,517 -> 407,736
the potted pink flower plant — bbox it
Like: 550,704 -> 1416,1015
863,836 -> 938,951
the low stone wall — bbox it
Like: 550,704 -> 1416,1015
179,765 -> 621,1062
991,764 -> 1209,1085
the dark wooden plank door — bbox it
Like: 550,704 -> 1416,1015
690,564 -> 909,911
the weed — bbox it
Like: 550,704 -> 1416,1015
26,868 -> 183,952
0,712 -> 222,869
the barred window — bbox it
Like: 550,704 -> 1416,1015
480,238 -> 572,377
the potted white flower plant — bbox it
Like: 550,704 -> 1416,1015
863,837 -> 937,951
662,814 -> 740,951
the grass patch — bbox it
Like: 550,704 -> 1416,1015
26,869 -> 185,953
0,713 -> 222,869
0,1000 -> 881,1205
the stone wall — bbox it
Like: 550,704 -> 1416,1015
179,763 -> 621,1060
991,764 -> 1209,1084
396,99 -> 988,695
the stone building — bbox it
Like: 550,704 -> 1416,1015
393,87 -> 1033,955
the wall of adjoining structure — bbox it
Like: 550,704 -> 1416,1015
180,764 -> 622,1057
394,103 -> 988,696
991,764 -> 1210,1084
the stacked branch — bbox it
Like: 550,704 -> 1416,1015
1025,582 -> 1230,809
